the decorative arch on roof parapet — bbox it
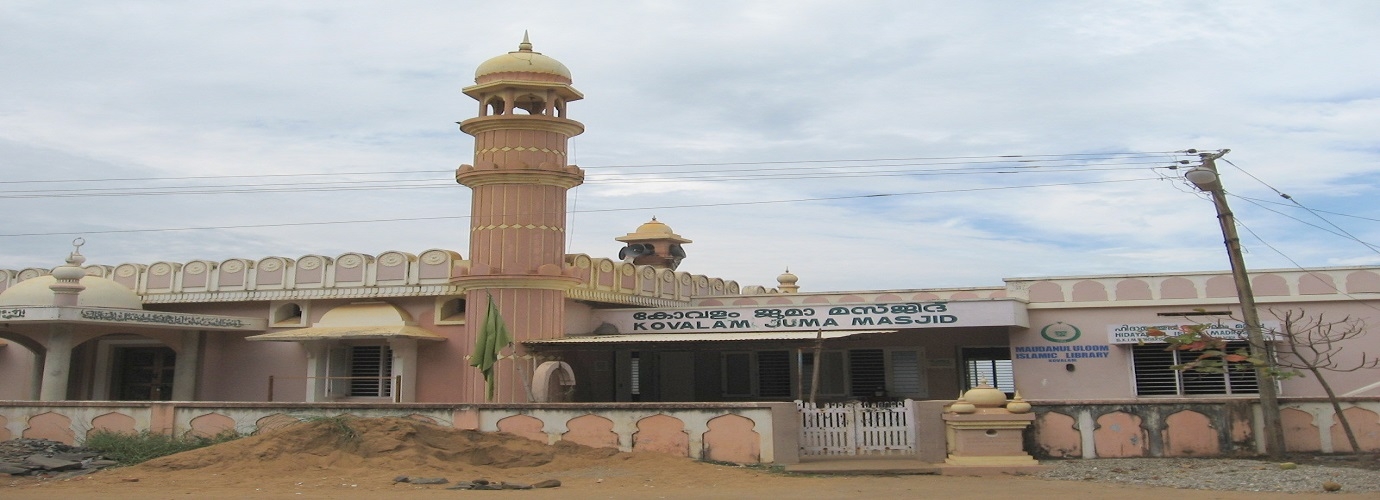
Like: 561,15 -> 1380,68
418,249 -> 463,282
254,257 -> 293,289
564,253 -> 745,299
146,261 -> 182,291
376,251 -> 416,284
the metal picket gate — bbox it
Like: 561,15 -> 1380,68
795,399 -> 915,456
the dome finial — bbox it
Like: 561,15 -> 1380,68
518,31 -> 533,52
67,237 -> 86,267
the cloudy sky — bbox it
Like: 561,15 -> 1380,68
1,1 -> 1377,292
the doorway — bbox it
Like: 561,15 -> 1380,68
112,346 -> 176,401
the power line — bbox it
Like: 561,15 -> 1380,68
0,150 -> 1191,185
1222,158 -> 1380,258
0,160 -> 1182,199
0,177 -> 1163,237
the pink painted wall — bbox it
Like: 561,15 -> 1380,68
0,341 -> 35,400
1018,299 -> 1380,400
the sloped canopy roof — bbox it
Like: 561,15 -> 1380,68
247,302 -> 445,342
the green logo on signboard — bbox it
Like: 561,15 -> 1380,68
1041,322 -> 1081,343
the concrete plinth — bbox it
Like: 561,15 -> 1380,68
942,408 -> 1048,475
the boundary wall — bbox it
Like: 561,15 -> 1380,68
0,401 -> 799,465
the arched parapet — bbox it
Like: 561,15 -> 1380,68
333,253 -> 374,286
418,249 -> 462,282
217,259 -> 253,290
1204,275 -> 1236,298
255,257 -> 294,289
1113,278 -> 1152,300
293,255 -> 331,288
1298,272 -> 1338,295
375,251 -> 416,285
655,268 -> 677,299
0,269 -> 15,294
1027,281 -> 1065,303
1346,270 -> 1380,293
1070,280 -> 1108,302
180,260 -> 217,291
17,267 -> 48,282
110,264 -> 144,291
1159,276 -> 1198,299
82,265 -> 112,279
146,261 -> 182,292
1251,273 -> 1289,296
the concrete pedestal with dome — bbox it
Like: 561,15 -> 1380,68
941,382 -> 1048,475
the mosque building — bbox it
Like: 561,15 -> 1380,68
1,36 -> 1378,456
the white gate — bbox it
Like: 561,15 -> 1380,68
796,400 -> 915,456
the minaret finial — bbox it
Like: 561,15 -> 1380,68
519,31 -> 533,51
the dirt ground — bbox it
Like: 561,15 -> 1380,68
0,417 -> 1368,499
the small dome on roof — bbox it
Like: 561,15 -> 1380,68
0,275 -> 142,309
475,33 -> 571,81
637,219 -> 673,235
777,269 -> 799,285
615,217 -> 693,244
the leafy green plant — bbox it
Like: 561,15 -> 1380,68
82,429 -> 244,466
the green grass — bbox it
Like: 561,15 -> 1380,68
82,429 -> 245,466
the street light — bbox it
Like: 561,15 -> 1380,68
1184,149 -> 1285,459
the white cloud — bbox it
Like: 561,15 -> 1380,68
1,1 -> 1378,292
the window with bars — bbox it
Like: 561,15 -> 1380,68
721,350 -> 793,398
889,350 -> 926,398
962,347 -> 1015,394
348,345 -> 393,398
800,351 -> 846,397
722,352 -> 753,397
1131,341 -> 1259,396
848,349 -> 887,397
757,351 -> 792,398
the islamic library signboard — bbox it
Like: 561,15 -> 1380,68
597,299 -> 1028,334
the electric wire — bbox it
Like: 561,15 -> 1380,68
1223,158 -> 1380,258
0,177 -> 1163,237
1232,216 -> 1380,313
0,160 -> 1185,199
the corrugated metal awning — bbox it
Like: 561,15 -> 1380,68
246,325 -> 446,342
524,330 -> 895,345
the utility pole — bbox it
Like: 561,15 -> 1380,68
1184,149 -> 1286,459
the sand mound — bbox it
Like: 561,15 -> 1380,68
136,416 -> 624,475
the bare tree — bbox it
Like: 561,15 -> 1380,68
1267,308 -> 1379,454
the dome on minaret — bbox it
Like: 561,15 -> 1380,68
474,32 -> 572,83
777,268 -> 800,293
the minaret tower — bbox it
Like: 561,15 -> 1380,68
455,34 -> 584,402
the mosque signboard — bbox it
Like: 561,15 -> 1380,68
598,299 -> 1028,334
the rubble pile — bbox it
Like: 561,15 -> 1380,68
0,438 -> 119,477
